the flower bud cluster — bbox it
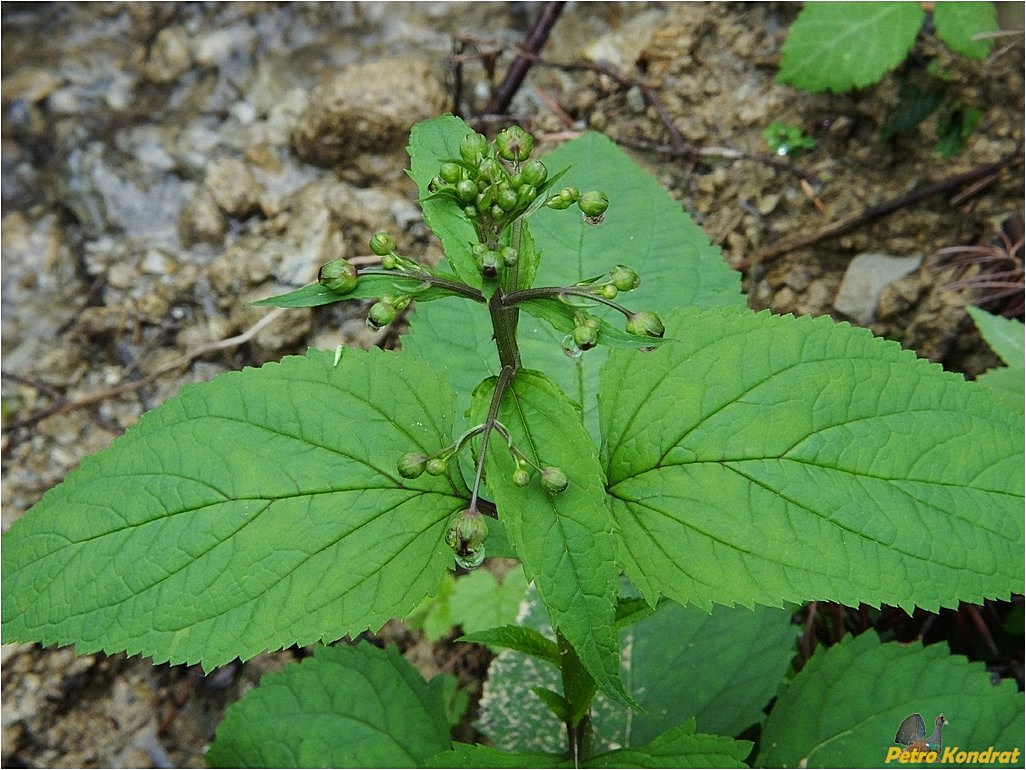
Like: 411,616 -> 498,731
367,293 -> 411,331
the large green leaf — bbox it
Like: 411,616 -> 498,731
407,114 -> 481,289
758,632 -> 1024,768
403,129 -> 743,437
1,349 -> 468,668
478,589 -> 794,752
778,3 -> 924,93
471,369 -> 630,708
601,307 -> 1024,613
934,2 -> 997,60
206,643 -> 453,768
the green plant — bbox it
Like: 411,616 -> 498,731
778,2 -> 998,155
2,116 -> 1022,767
761,121 -> 817,157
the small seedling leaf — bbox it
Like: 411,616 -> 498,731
206,643 -> 452,768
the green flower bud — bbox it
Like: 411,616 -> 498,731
456,179 -> 478,203
578,190 -> 609,219
610,265 -> 641,292
520,159 -> 548,187
600,283 -> 618,299
490,203 -> 505,220
478,249 -> 501,279
540,466 -> 569,494
460,132 -> 489,164
463,204 -> 479,220
496,185 -> 519,212
516,184 -> 538,208
380,254 -> 399,270
512,467 -> 531,487
445,508 -> 489,569
476,186 -> 495,211
318,258 -> 359,294
367,299 -> 398,330
478,158 -> 503,183
500,246 -> 518,267
397,452 -> 428,479
439,161 -> 462,184
369,231 -> 397,257
494,125 -> 534,162
626,311 -> 665,338
545,194 -> 572,210
426,457 -> 448,476
428,176 -> 445,193
572,324 -> 598,350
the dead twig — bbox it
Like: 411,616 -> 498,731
487,1 -> 567,115
737,153 -> 1023,271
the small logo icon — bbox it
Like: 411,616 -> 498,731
894,712 -> 948,752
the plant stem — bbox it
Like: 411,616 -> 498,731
503,285 -> 635,317
468,364 -> 516,513
557,629 -> 596,766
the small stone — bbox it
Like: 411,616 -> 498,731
204,157 -> 264,219
834,253 -> 923,324
145,26 -> 191,83
178,187 -> 227,247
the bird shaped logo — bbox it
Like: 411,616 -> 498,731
894,713 -> 948,753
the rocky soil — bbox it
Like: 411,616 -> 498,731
2,3 -> 1022,767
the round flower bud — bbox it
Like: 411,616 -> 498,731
439,162 -> 462,184
572,324 -> 598,350
578,190 -> 609,219
496,185 -> 519,212
540,466 -> 569,494
494,125 -> 534,162
520,159 -> 548,187
516,184 -> 538,208
397,452 -> 428,479
318,258 -> 359,294
600,283 -> 618,299
463,204 -> 479,220
369,231 -> 397,257
426,457 -> 448,476
545,193 -> 572,210
477,158 -> 503,183
500,246 -> 518,267
445,509 -> 489,569
367,300 -> 398,330
610,265 -> 641,292
456,179 -> 478,203
626,311 -> 665,338
460,132 -> 489,164
512,467 -> 531,487
478,249 -> 501,279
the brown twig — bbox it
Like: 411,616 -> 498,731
3,308 -> 289,432
737,153 -> 1023,271
487,1 -> 566,115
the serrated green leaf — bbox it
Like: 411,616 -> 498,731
934,2 -> 997,60
459,625 -> 561,666
601,307 -> 1024,613
967,306 -> 1024,412
471,368 -> 631,709
206,643 -> 452,768
757,632 -> 1025,768
448,567 -> 528,636
778,3 -> 924,93
968,306 -> 1024,368
404,131 -> 741,437
585,720 -> 752,769
2,349 -> 468,669
407,115 -> 482,289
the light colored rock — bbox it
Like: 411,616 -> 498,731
291,58 -> 446,170
204,157 -> 264,219
834,253 -> 923,323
